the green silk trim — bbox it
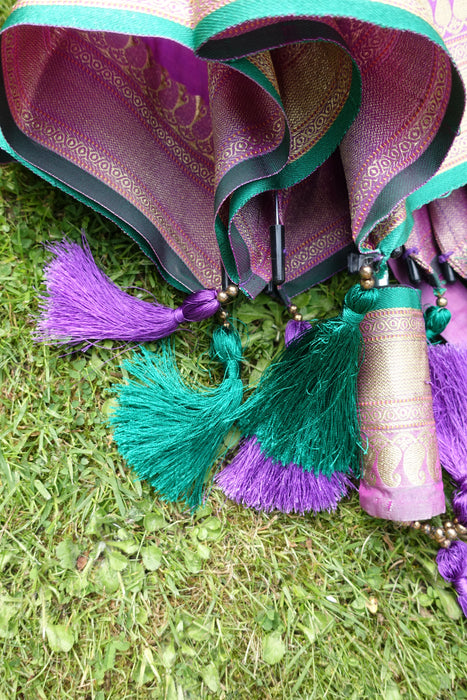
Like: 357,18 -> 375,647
377,161 -> 467,266
370,285 -> 421,312
3,0 -> 448,54
1,6 -> 193,46
194,0 -> 448,52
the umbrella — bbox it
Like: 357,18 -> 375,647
2,0 -> 467,611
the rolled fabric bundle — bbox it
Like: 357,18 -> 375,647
358,286 -> 445,522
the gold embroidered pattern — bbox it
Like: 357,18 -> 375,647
358,301 -> 441,490
207,60 -> 285,187
272,42 -> 353,163
4,26 -> 222,288
338,22 -> 451,238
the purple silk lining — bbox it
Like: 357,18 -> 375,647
2,18 -> 458,297
140,37 -> 210,104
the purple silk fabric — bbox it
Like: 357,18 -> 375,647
2,10 -> 462,296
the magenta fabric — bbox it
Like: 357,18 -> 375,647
1,5 -> 465,296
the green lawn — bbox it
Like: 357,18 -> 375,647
1,5 -> 467,698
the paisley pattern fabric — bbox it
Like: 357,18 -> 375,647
358,286 -> 446,521
0,0 -> 466,297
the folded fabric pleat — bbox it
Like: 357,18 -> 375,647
1,1 -> 466,297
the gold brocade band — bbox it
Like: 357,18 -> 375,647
358,287 -> 445,521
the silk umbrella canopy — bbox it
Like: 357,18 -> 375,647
1,0 -> 466,301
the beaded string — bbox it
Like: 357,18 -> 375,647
400,518 -> 467,549
216,283 -> 239,329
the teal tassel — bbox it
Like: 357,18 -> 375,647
235,284 -> 379,477
424,305 -> 451,343
110,326 -> 243,509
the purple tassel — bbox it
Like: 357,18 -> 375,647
216,437 -> 354,514
216,317 -> 353,514
437,540 -> 467,617
429,344 -> 467,525
35,237 -> 220,344
284,318 -> 312,345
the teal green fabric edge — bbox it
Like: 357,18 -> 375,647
408,161 -> 467,216
228,59 -> 361,223
1,6 -> 193,47
214,217 -> 239,285
378,160 -> 467,263
3,1 -> 448,55
358,64 -> 465,257
371,285 -> 421,311
0,129 -> 191,293
194,0 -> 447,52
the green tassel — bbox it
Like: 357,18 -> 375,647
236,284 -> 379,477
110,326 -> 243,509
424,298 -> 451,344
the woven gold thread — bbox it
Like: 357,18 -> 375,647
359,302 -> 439,489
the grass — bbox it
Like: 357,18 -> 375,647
2,148 -> 467,700
1,8 -> 467,698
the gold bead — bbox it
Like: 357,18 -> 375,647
360,278 -> 375,290
446,528 -> 458,541
359,264 -> 373,280
219,309 -> 229,321
434,527 -> 445,541
294,313 -> 303,322
440,539 -> 451,549
289,304 -> 298,315
444,521 -> 453,530
226,284 -> 239,298
412,521 -> 421,530
422,523 -> 432,535
436,296 -> 448,308
456,523 -> 467,535
222,321 -> 231,329
217,290 -> 229,304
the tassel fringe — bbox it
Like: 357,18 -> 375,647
429,344 -> 467,525
216,437 -> 354,514
437,540 -> 467,617
284,318 -> 312,345
235,285 -> 378,476
110,325 -> 243,509
217,287 -> 377,513
35,237 -> 220,344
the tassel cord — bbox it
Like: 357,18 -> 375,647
424,305 -> 451,343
